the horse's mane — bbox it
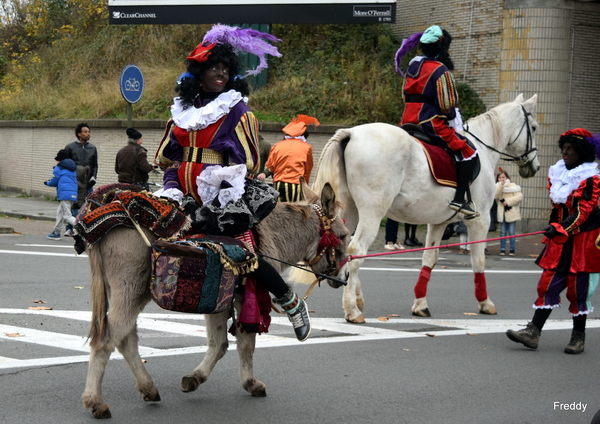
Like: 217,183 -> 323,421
465,102 -> 510,146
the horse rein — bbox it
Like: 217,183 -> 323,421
464,104 -> 537,167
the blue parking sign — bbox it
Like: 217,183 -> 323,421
120,65 -> 144,104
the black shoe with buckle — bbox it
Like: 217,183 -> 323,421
449,201 -> 480,218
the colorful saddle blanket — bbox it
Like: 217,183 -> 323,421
150,236 -> 258,314
75,184 -> 191,245
414,138 -> 457,188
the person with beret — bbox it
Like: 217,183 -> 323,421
506,128 -> 600,354
44,149 -> 78,240
153,26 -> 313,341
115,127 -> 155,190
260,115 -> 318,202
394,25 -> 480,218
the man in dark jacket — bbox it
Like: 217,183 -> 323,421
115,128 -> 155,189
64,122 -> 98,236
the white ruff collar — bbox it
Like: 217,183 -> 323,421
548,160 -> 599,204
170,90 -> 248,131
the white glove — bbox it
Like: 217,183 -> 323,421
448,108 -> 464,132
152,187 -> 184,205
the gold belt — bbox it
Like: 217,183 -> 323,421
182,147 -> 226,165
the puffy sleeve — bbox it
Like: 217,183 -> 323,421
560,176 -> 600,233
234,111 -> 260,175
435,70 -> 459,115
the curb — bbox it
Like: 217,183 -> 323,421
0,210 -> 55,222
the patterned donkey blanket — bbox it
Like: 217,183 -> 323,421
75,184 -> 191,245
150,236 -> 258,314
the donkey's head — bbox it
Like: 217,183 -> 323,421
300,179 -> 350,288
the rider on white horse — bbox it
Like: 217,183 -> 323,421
395,25 -> 480,218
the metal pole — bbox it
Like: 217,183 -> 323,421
127,103 -> 133,128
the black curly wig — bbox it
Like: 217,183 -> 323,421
419,29 -> 454,70
558,134 -> 597,165
176,43 -> 249,107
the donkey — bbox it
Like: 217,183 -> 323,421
81,182 -> 349,418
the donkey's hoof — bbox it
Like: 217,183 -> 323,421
181,375 -> 200,393
143,390 -> 161,402
478,298 -> 497,315
92,407 -> 112,419
243,378 -> 267,397
411,308 -> 431,317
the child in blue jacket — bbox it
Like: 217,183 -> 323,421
45,149 -> 78,240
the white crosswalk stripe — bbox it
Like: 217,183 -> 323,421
1,308 -> 595,371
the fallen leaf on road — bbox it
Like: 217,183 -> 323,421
466,333 -> 478,336
5,333 -> 23,337
440,266 -> 452,269
27,306 -> 52,310
308,310 -> 315,313
425,333 -> 436,337
74,286 -> 84,289
403,349 -> 410,351
463,312 -> 478,316
30,300 -> 47,303
141,359 -> 147,363
378,317 -> 389,321
528,254 -> 538,258
388,314 -> 400,317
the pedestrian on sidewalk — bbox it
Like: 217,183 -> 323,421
44,149 -> 78,240
506,128 -> 600,355
384,218 -> 405,250
64,123 -> 98,235
115,128 -> 155,190
494,168 -> 523,256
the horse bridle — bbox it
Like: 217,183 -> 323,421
464,104 -> 537,167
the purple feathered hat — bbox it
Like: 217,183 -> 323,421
394,32 -> 423,76
198,24 -> 282,76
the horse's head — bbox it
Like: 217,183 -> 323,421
506,94 -> 541,179
301,179 -> 350,288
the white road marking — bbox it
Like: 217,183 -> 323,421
0,308 -> 594,370
0,249 -> 87,258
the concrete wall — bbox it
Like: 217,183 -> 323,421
0,120 -> 336,199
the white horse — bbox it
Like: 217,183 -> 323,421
311,94 -> 540,323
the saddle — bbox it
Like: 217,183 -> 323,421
400,124 -> 480,188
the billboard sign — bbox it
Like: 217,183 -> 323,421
108,0 -> 396,24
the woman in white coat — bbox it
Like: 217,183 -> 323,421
495,169 -> 523,255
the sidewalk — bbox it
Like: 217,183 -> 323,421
0,190 -> 546,257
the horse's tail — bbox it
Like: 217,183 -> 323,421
87,244 -> 110,348
312,128 -> 352,208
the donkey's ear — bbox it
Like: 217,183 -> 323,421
300,177 -> 319,203
320,183 -> 337,218
513,93 -> 524,103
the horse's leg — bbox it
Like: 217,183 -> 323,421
467,220 -> 497,315
181,311 -> 229,393
236,327 -> 266,397
411,223 -> 445,317
344,213 -> 381,323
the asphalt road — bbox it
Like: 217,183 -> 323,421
0,216 -> 598,424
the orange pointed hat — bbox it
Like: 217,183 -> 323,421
282,115 -> 320,138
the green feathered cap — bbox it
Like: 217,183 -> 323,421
420,25 -> 443,44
